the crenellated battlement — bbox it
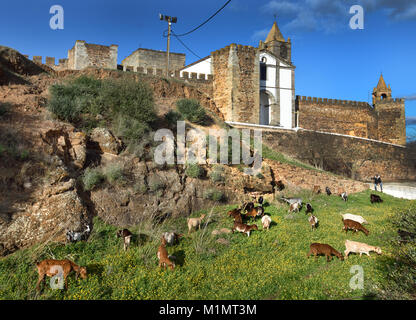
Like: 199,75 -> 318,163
121,65 -> 213,83
211,43 -> 257,57
296,95 -> 370,108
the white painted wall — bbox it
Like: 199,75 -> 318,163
180,57 -> 211,79
279,69 -> 292,89
280,89 -> 292,128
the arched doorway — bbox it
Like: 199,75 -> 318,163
260,91 -> 272,125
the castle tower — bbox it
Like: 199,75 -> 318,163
372,73 -> 392,105
372,74 -> 406,145
259,21 -> 291,62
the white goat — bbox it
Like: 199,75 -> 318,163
344,240 -> 382,258
341,213 -> 368,225
261,215 -> 272,231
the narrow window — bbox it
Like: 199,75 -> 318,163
260,62 -> 267,81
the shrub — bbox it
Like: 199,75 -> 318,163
185,163 -> 204,178
82,167 -> 105,191
103,164 -> 125,185
47,76 -> 102,122
133,181 -> 148,194
176,99 -> 206,124
47,76 -> 156,144
165,110 -> 182,126
203,189 -> 225,202
209,166 -> 225,183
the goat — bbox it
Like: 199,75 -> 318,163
305,203 -> 314,214
66,224 -> 91,243
157,237 -> 175,271
325,187 -> 332,196
338,188 -> 344,196
370,194 -> 383,203
117,229 -> 132,251
246,206 -> 264,219
36,259 -> 87,291
313,185 -> 321,194
187,214 -> 206,233
162,232 -> 183,246
308,214 -> 319,230
342,219 -> 369,236
228,209 -> 243,223
341,213 -> 368,225
261,215 -> 272,231
232,222 -> 258,237
280,197 -> 302,206
288,202 -> 302,213
344,240 -> 381,258
307,243 -> 344,262
227,208 -> 241,217
341,192 -> 348,202
258,196 -> 264,206
242,202 -> 255,212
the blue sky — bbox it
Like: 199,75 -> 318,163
1,0 -> 416,138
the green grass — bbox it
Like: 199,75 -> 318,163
0,189 -> 411,300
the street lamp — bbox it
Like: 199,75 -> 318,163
159,13 -> 177,77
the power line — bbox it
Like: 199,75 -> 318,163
171,30 -> 204,60
174,0 -> 232,37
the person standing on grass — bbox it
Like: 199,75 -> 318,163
373,174 -> 383,192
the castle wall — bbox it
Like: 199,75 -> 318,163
121,48 -> 185,73
260,128 -> 416,182
296,96 -> 377,139
67,41 -> 118,70
211,44 -> 260,124
296,96 -> 406,145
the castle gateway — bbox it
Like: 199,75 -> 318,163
179,21 -> 406,145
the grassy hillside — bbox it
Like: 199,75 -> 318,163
0,189 -> 411,300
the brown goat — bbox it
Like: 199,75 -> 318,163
232,222 -> 258,237
245,206 -> 264,219
342,219 -> 369,236
36,259 -> 87,291
117,228 -> 133,251
307,243 -> 344,262
157,237 -> 175,271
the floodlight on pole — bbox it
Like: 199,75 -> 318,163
159,13 -> 177,77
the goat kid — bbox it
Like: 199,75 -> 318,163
157,237 -> 175,271
308,214 -> 319,230
187,214 -> 206,233
342,219 -> 369,236
232,222 -> 258,237
162,232 -> 183,246
117,229 -> 133,251
261,215 -> 272,231
66,224 -> 91,243
370,194 -> 383,203
307,243 -> 344,262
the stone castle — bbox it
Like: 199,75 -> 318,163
26,21 -> 406,146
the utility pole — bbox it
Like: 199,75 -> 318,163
159,14 -> 177,77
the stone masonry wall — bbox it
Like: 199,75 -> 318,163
259,127 -> 416,181
67,41 -> 118,70
121,48 -> 185,73
211,44 -> 259,123
296,96 -> 406,145
376,99 -> 406,145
